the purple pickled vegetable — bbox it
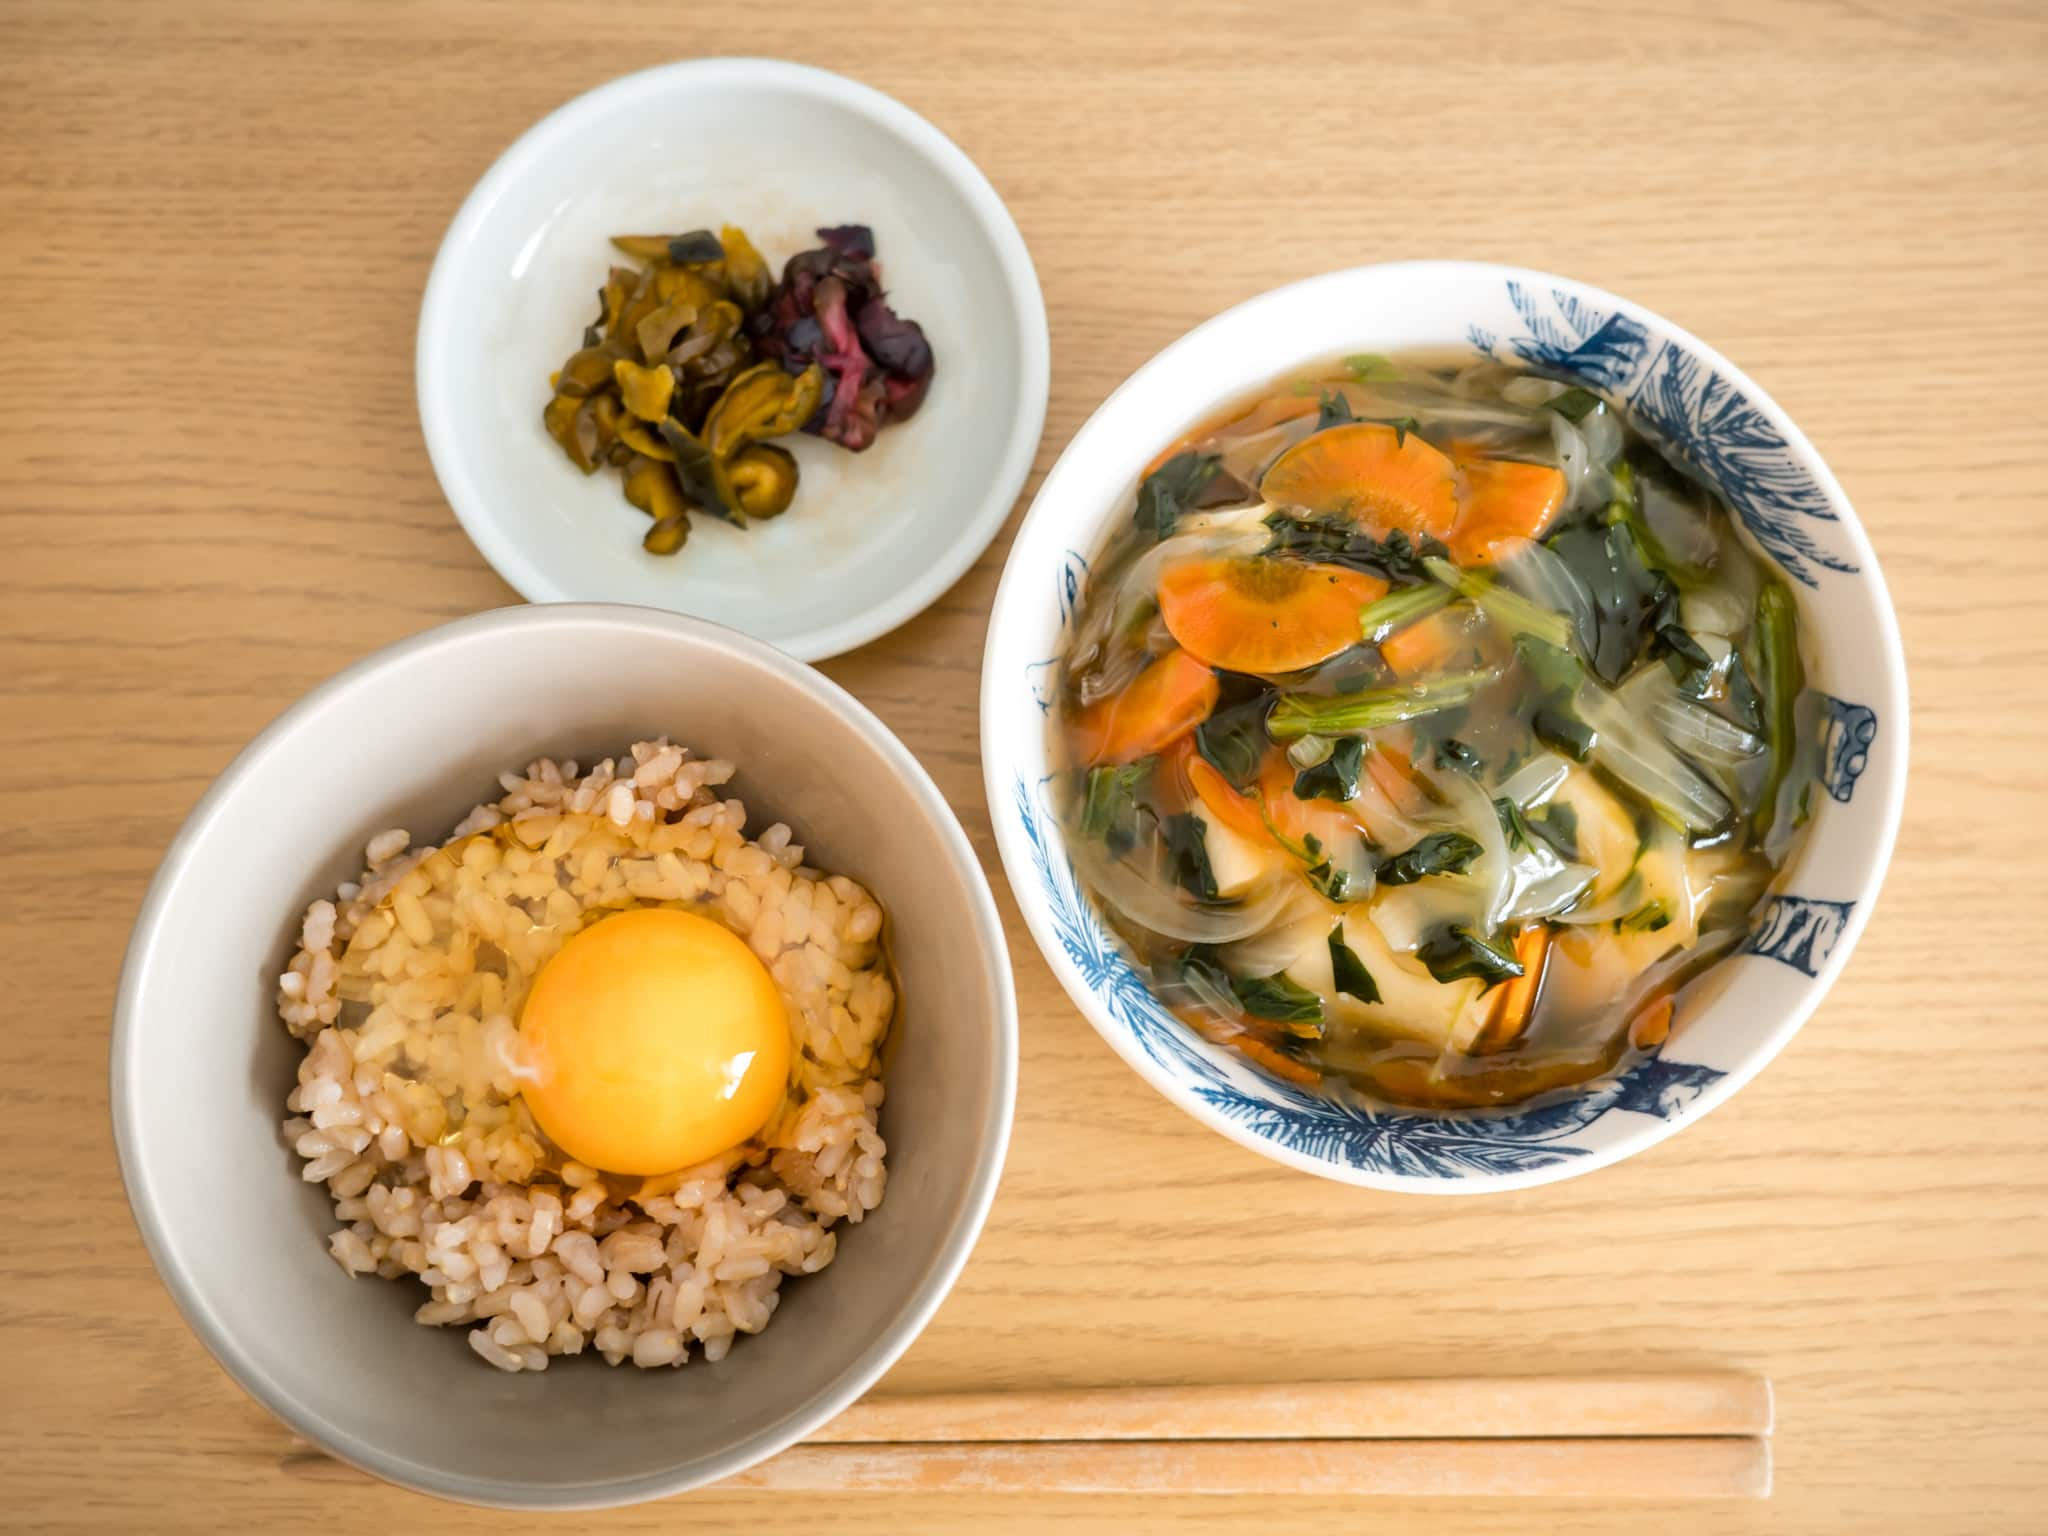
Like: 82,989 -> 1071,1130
749,225 -> 934,451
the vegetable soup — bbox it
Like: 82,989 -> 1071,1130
1054,355 -> 1818,1110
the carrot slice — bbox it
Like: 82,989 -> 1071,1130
1377,605 -> 1484,678
1070,649 -> 1219,766
1157,557 -> 1386,675
1232,1033 -> 1325,1087
1259,423 -> 1458,539
1185,752 -> 1279,848
1447,457 -> 1568,567
1143,393 -> 1319,480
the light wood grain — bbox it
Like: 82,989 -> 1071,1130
1,0 -> 2044,1531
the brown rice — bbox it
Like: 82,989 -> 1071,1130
276,738 -> 891,1372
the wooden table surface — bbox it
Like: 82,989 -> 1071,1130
4,1 -> 2045,1530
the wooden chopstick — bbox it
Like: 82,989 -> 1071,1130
281,1373 -> 1774,1499
812,1372 -> 1773,1443
718,1436 -> 1772,1499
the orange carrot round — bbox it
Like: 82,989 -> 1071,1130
1070,649 -> 1219,765
1447,457 -> 1568,566
1259,423 -> 1458,538
1157,556 -> 1386,675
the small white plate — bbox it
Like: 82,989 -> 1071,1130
418,59 -> 1049,660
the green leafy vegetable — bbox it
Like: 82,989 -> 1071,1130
1344,353 -> 1396,381
1194,700 -> 1269,791
1752,578 -> 1803,841
1434,736 -> 1482,773
1293,736 -> 1364,802
1315,389 -> 1356,432
1358,582 -> 1455,644
1722,647 -> 1765,735
1135,452 -> 1221,542
1534,705 -> 1597,762
1424,557 -> 1574,650
1262,514 -> 1450,586
1233,971 -> 1326,1028
1545,386 -> 1602,423
1267,668 -> 1497,739
1080,761 -> 1148,853
1328,924 -> 1381,1004
1535,800 -> 1580,860
1377,831 -> 1483,886
1416,925 -> 1525,986
1656,624 -> 1716,699
1160,811 -> 1218,900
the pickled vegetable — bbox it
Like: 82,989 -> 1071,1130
542,220 -> 936,557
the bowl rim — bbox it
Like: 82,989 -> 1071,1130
110,602 -> 1020,1507
415,57 -> 1052,663
980,258 -> 1908,1194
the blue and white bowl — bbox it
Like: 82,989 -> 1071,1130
980,262 -> 1906,1193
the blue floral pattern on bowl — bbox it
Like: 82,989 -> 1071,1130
1472,281 -> 1857,590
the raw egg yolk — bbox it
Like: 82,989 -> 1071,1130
518,908 -> 790,1176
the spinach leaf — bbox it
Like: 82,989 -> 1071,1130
1264,825 -> 1356,902
1545,386 -> 1602,423
1416,926 -> 1525,986
1494,796 -> 1537,851
1545,522 -> 1668,683
1433,736 -> 1482,773
1376,831 -> 1483,886
1160,812 -> 1218,900
1194,700 -> 1268,790
1535,800 -> 1580,860
1513,634 -> 1596,761
1656,624 -> 1716,700
1233,971 -> 1325,1028
1293,736 -> 1364,802
1328,924 -> 1380,1004
1534,705 -> 1597,762
1134,452 -> 1221,542
1079,761 -> 1148,854
1721,647 -> 1765,735
1376,415 -> 1422,447
1262,514 -> 1450,585
1315,389 -> 1356,432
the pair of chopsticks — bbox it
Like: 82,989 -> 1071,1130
287,1372 -> 1772,1498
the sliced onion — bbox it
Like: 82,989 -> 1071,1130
1503,861 -> 1598,924
1575,680 -> 1732,834
1073,846 -> 1295,945
1579,401 -> 1624,469
1420,759 -> 1512,929
1287,734 -> 1334,770
1496,537 -> 1597,660
1616,663 -> 1762,766
1546,410 -> 1617,515
1639,476 -> 1719,571
1501,376 -> 1568,408
1218,899 -> 1327,977
1552,875 -> 1646,927
1496,751 -> 1573,810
